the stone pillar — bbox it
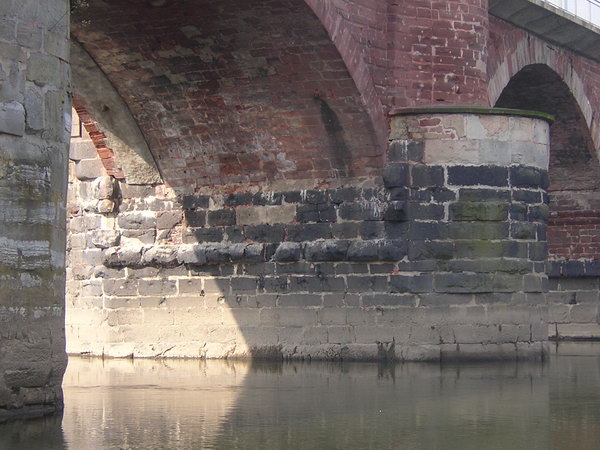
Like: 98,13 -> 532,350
386,107 -> 552,360
0,0 -> 70,421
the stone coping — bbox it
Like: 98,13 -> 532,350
388,106 -> 555,123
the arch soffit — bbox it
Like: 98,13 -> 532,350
488,38 -> 598,157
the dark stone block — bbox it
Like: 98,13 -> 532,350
411,165 -> 444,187
305,240 -> 350,261
183,227 -> 224,243
334,263 -> 370,274
431,187 -> 456,203
585,259 -> 600,276
390,274 -> 433,293
434,273 -> 493,293
329,187 -> 360,204
383,162 -> 409,188
264,243 -> 278,261
303,190 -> 327,204
283,191 -> 302,203
296,204 -> 319,223
347,241 -> 379,261
360,221 -> 385,239
546,260 -> 563,277
361,293 -> 415,307
273,242 -> 302,262
448,222 -> 509,240
347,275 -> 388,292
205,245 -> 232,263
528,242 -> 548,261
408,240 -> 454,260
289,276 -> 346,293
387,140 -> 407,162
454,240 -> 504,258
383,201 -> 406,222
511,222 -> 536,240
384,222 -> 409,239
278,294 -> 322,307
564,260 -> 585,277
448,166 -> 508,187
339,203 -> 384,221
410,189 -> 432,202
184,210 -> 206,227
286,224 -> 332,241
408,222 -> 448,240
407,142 -> 425,162
332,223 -> 360,239
244,224 -> 285,242
388,187 -> 409,201
378,239 -> 407,260
252,192 -> 282,205
182,195 -> 210,210
510,166 -> 543,188
406,202 -> 445,220
512,190 -> 541,204
459,188 -> 510,202
225,226 -> 244,243
502,241 -> 528,259
449,202 -> 508,221
262,276 -> 289,293
224,193 -> 252,207
536,224 -> 547,241
510,203 -> 527,221
527,205 -> 549,223
207,209 -> 236,226
231,277 -> 258,293
318,204 -> 337,223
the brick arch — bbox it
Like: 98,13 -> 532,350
304,0 -> 388,147
491,58 -> 600,260
487,35 -> 599,158
71,0 -> 382,192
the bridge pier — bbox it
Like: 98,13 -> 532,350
0,0 -> 70,421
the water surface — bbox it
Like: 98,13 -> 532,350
2,343 -> 600,449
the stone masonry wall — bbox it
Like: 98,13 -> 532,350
0,0 -> 70,422
66,110 -> 551,361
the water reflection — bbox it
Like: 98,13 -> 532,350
1,344 -> 600,449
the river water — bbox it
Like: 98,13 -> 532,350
1,343 -> 600,449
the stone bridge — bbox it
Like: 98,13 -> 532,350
2,0 -> 600,421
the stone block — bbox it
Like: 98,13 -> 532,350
347,241 -> 379,262
183,227 -> 224,244
449,202 -> 508,221
244,224 -> 285,242
459,188 -> 510,202
184,210 -> 206,227
329,187 -> 360,204
286,224 -> 332,241
89,229 -> 120,249
121,229 -> 156,245
181,194 -> 210,209
305,240 -> 349,261
390,274 -> 433,293
103,279 -> 138,296
0,101 -> 25,136
24,88 -> 43,131
253,191 -> 283,205
141,246 -> 178,266
411,165 -> 444,187
448,222 -> 508,240
405,202 -> 444,220
347,275 -> 388,292
91,176 -> 115,200
408,240 -> 453,260
273,242 -> 302,262
378,239 -> 407,260
359,221 -> 385,239
157,211 -> 182,229
278,294 -> 322,307
75,159 -> 104,181
224,193 -> 253,206
511,222 -> 536,240
509,166 -> 544,188
383,162 -> 409,188
207,209 -> 236,226
138,279 -> 177,296
448,165 -> 508,187
383,201 -> 406,222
